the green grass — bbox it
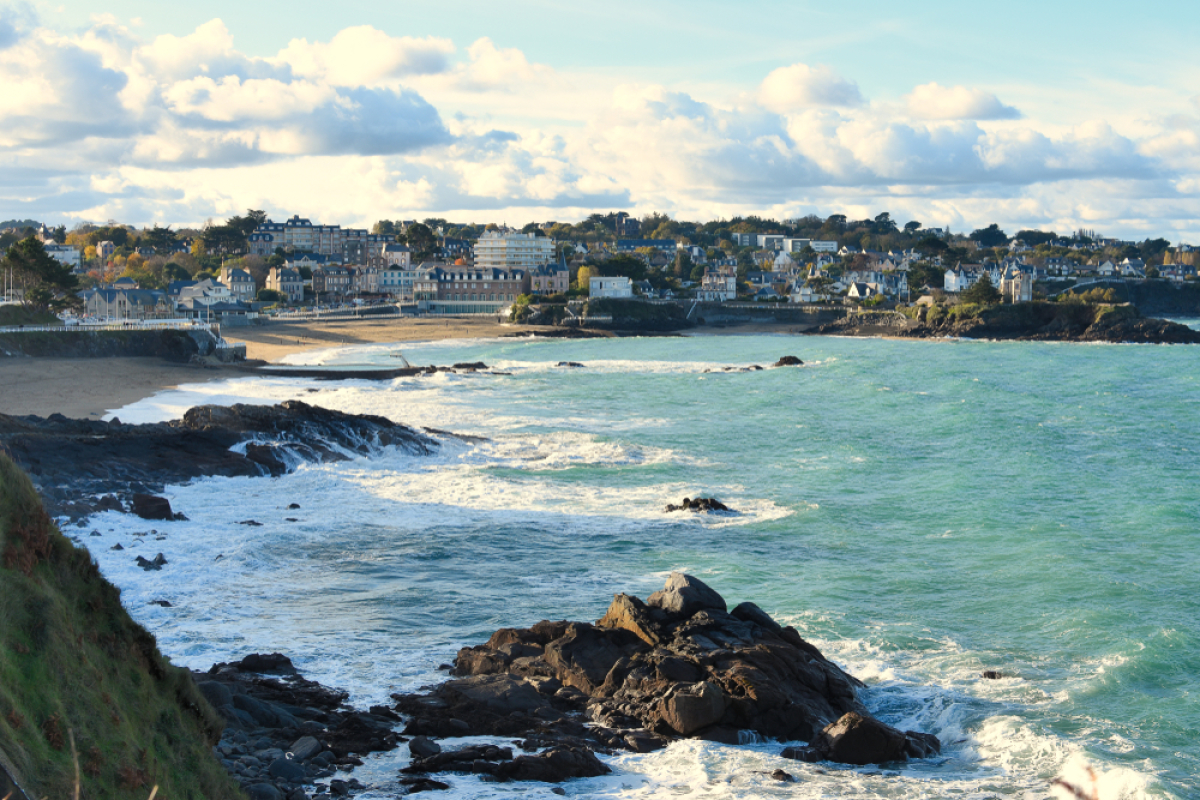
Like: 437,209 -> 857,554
0,453 -> 243,800
0,306 -> 60,326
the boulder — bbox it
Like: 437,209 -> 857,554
446,675 -> 547,714
236,653 -> 297,674
664,497 -> 733,513
659,681 -> 726,736
135,553 -> 168,571
289,735 -> 322,761
131,493 -> 175,520
772,356 -> 804,367
245,784 -> 282,800
267,757 -> 305,782
596,594 -> 662,646
782,712 -> 918,765
495,746 -> 611,782
646,572 -> 728,617
408,736 -> 442,759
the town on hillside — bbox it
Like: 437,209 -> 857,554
1,211 -> 1196,325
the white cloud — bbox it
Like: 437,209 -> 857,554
451,37 -> 555,92
276,26 -> 454,87
906,82 -> 1021,120
758,63 -> 863,113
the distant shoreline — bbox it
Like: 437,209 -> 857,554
2,311 -> 1196,420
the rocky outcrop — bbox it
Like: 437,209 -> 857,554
198,654 -> 401,800
391,573 -> 940,769
0,401 -> 440,518
663,497 -> 733,514
781,711 -> 939,765
772,356 -> 804,367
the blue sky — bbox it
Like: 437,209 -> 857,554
3,0 -> 1200,237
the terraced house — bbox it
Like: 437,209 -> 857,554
420,266 -> 529,314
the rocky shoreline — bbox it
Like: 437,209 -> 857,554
0,401 -> 441,518
811,303 -> 1200,343
389,573 -> 940,783
191,574 -> 942,798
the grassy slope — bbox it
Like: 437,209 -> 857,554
0,306 -> 60,326
0,453 -> 242,800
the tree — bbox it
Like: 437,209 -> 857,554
401,223 -> 437,259
907,262 -> 944,293
873,212 -> 897,234
163,262 -> 190,282
257,288 -> 283,302
3,236 -> 81,312
1015,229 -> 1056,247
903,220 -> 922,233
961,272 -> 1001,304
970,224 -> 1009,248
142,224 -> 177,253
673,250 -> 693,278
373,220 -> 397,236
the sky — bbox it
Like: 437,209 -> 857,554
2,0 -> 1199,239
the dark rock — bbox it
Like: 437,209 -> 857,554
392,572 -> 907,763
397,776 -> 450,794
149,599 -> 172,607
556,362 -> 585,368
239,520 -> 264,526
288,503 -> 301,509
981,670 -> 1005,679
0,401 -> 441,518
772,356 -> 804,367
663,497 -> 733,514
658,681 -> 727,735
452,362 -> 488,370
495,746 -> 611,782
110,543 -> 124,550
237,653 -> 298,674
135,553 -> 168,571
289,735 -> 323,761
408,736 -> 442,759
646,572 -> 728,616
770,769 -> 795,782
329,779 -> 349,796
285,518 -> 299,522
246,784 -> 283,800
782,712 -> 938,766
89,530 -> 102,536
132,493 -> 175,520
268,757 -> 306,782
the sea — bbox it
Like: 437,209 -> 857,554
75,330 -> 1200,800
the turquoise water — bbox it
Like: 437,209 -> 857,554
86,334 -> 1200,799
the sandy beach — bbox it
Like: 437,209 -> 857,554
0,317 -> 569,419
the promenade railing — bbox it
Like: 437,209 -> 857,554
0,320 -> 217,334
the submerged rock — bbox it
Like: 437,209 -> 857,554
664,497 -> 733,514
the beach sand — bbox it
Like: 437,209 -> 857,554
0,317 -> 567,419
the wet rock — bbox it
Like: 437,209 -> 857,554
110,543 -> 124,550
0,401 -> 441,519
236,653 -> 298,674
288,503 -> 301,509
397,776 -> 450,794
392,572 -> 921,765
663,497 -> 733,514
556,362 -> 585,368
658,681 -> 727,735
495,746 -> 611,782
781,711 -> 938,766
770,769 -> 795,782
135,553 -> 168,571
246,784 -> 282,800
981,670 -> 1006,679
149,599 -> 173,607
132,493 -> 177,521
452,362 -> 488,370
239,520 -> 264,527
408,736 -> 441,759
268,757 -> 305,782
290,736 -> 323,761
772,356 -> 804,367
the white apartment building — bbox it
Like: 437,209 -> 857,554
248,215 -> 393,264
589,276 -> 633,298
473,230 -> 554,272
43,244 -> 81,270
